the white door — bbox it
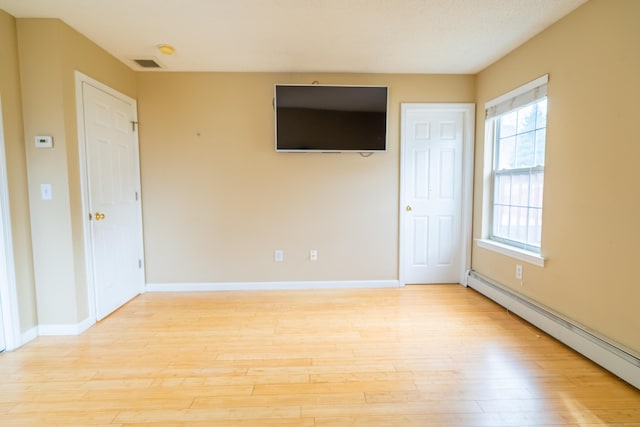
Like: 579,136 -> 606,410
81,81 -> 144,320
400,104 -> 471,284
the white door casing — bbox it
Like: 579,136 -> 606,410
76,72 -> 145,321
0,96 -> 20,350
400,103 -> 474,285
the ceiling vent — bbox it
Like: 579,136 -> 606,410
132,58 -> 164,69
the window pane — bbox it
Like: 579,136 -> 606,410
509,207 -> 528,242
495,174 -> 512,205
535,129 -> 546,166
515,131 -> 535,168
536,98 -> 547,129
529,171 -> 544,208
493,205 -> 510,239
500,111 -> 517,138
511,173 -> 529,207
527,208 -> 542,247
497,136 -> 516,169
517,104 -> 536,134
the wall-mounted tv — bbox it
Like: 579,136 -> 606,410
275,84 -> 388,153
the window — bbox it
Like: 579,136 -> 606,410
485,75 -> 548,255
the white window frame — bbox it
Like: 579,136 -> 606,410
477,75 -> 549,267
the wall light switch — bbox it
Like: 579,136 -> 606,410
35,135 -> 53,148
40,184 -> 52,201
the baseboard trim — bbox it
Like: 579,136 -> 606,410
14,318 -> 94,342
146,280 -> 402,292
38,316 -> 94,336
468,271 -> 640,390
20,326 -> 38,347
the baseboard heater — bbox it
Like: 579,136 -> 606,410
467,271 -> 640,390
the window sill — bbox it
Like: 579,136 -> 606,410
475,238 -> 545,267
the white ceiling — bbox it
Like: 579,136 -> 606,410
0,0 -> 587,74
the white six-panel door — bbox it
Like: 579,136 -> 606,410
401,104 -> 472,284
81,79 -> 144,320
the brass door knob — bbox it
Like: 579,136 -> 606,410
406,205 -> 412,211
95,212 -> 105,221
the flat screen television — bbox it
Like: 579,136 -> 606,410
275,84 -> 388,153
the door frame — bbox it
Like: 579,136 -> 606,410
399,103 -> 475,286
75,71 -> 146,324
0,95 -> 21,350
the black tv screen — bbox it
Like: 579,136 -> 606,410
275,85 -> 388,152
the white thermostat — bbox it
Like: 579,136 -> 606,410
35,135 -> 53,148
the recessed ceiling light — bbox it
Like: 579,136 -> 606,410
157,44 -> 175,55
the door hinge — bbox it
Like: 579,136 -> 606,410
131,121 -> 138,131
135,191 -> 139,201
138,259 -> 142,268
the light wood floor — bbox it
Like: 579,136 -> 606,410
1,285 -> 639,426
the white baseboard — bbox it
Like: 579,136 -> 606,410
38,316 -> 94,336
468,271 -> 640,390
20,326 -> 38,347
12,318 -> 95,349
146,280 -> 402,292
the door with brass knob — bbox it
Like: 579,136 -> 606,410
82,79 -> 144,321
400,104 -> 468,285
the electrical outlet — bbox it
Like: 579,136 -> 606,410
310,249 -> 318,261
274,249 -> 284,262
515,264 -> 523,280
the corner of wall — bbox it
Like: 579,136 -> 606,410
0,9 -> 38,336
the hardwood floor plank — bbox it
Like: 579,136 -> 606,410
113,406 -> 301,423
301,400 -> 484,417
191,392 -> 365,408
253,379 -> 419,396
1,411 -> 120,426
8,398 -> 193,414
120,419 -> 315,427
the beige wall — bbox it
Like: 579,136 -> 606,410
16,18 -> 136,325
473,0 -> 640,353
0,10 -> 37,333
138,73 -> 475,284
